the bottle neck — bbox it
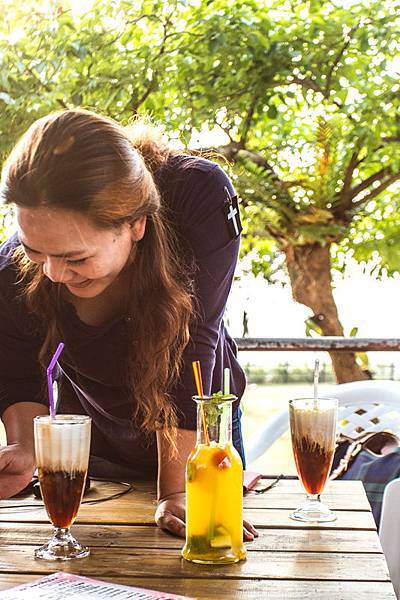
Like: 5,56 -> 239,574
196,399 -> 233,445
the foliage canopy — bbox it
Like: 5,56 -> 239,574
1,0 -> 399,278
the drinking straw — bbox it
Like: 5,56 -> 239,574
192,360 -> 210,445
223,367 -> 230,395
313,358 -> 320,408
192,360 -> 204,397
47,342 -> 64,418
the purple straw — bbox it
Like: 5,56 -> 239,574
47,342 -> 64,418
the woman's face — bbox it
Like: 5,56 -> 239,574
16,206 -> 146,298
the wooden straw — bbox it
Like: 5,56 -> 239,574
192,361 -> 210,445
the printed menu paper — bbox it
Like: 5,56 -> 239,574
0,572 -> 193,599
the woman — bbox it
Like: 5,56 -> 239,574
0,109 -> 257,540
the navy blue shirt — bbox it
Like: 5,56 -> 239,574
0,155 -> 246,474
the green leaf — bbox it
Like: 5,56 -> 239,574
187,461 -> 197,483
0,92 -> 14,105
71,92 -> 83,105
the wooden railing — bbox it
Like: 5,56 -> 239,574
235,337 -> 400,352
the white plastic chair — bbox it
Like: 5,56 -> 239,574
380,478 -> 400,598
245,379 -> 400,464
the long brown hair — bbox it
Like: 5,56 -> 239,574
1,109 -> 194,448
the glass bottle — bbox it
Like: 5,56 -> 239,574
182,394 -> 246,564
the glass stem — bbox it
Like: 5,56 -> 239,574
52,527 -> 72,543
306,493 -> 321,503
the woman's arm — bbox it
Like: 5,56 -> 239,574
155,428 -> 196,537
0,247 -> 49,498
0,402 -> 48,498
154,161 -> 257,540
166,162 -> 244,429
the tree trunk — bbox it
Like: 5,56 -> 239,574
284,242 -> 369,383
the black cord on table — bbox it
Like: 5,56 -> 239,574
0,479 -> 135,510
82,480 -> 134,505
254,473 -> 284,493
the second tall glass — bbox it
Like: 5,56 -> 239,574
289,397 -> 338,522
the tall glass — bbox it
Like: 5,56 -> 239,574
289,397 -> 338,522
34,415 -> 91,560
182,395 -> 246,564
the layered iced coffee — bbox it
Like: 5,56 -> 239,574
289,397 -> 338,522
34,414 -> 91,560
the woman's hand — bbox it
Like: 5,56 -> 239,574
155,429 -> 193,538
243,518 -> 258,541
156,429 -> 259,541
155,491 -> 259,542
0,442 -> 36,499
0,402 -> 47,498
155,491 -> 186,538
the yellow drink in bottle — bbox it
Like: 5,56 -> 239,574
182,394 -> 246,564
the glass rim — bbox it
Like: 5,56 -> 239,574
192,394 -> 238,402
289,397 -> 338,406
34,414 -> 92,425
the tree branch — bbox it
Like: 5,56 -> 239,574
337,144 -> 363,206
351,170 -> 400,207
131,81 -> 155,112
213,117 -> 234,143
292,76 -> 325,96
325,22 -> 360,95
382,136 -> 400,143
235,147 -> 286,187
349,167 -> 391,201
221,75 -> 353,124
204,142 -> 288,191
239,93 -> 260,146
255,74 -> 356,124
24,64 -> 68,109
264,223 -> 287,244
128,11 -> 174,112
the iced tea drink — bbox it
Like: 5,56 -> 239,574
289,397 -> 338,522
34,414 -> 91,560
182,395 -> 246,564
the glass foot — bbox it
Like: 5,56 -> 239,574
290,495 -> 337,523
35,528 -> 90,561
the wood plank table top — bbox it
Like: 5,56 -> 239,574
0,478 -> 395,599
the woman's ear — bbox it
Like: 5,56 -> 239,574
130,216 -> 147,242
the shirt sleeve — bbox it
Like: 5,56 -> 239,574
168,163 -> 241,428
0,276 -> 46,417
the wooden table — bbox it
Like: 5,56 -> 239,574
0,478 -> 395,599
